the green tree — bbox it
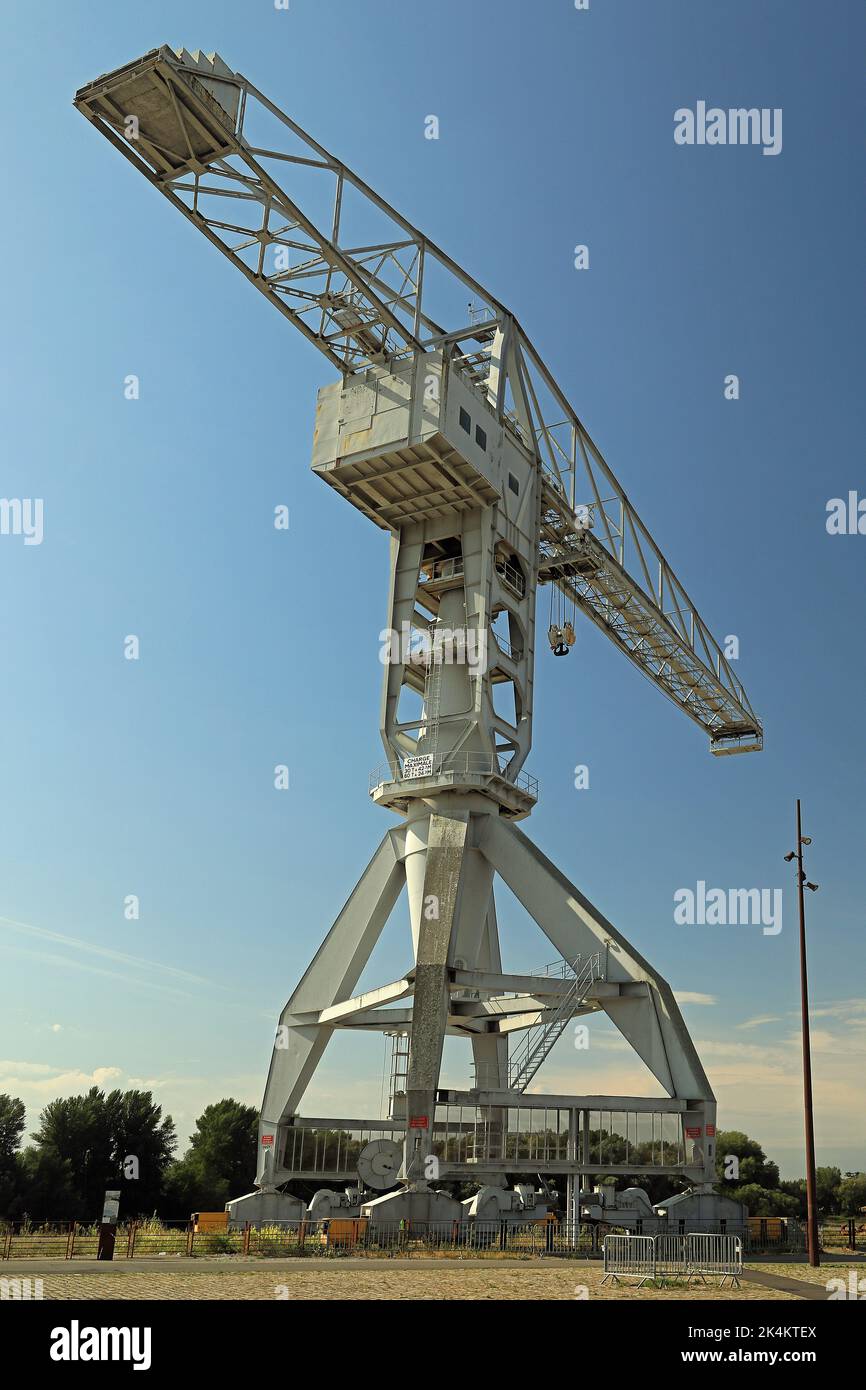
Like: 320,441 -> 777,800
837,1173 -> 866,1217
0,1093 -> 26,1168
163,1099 -> 258,1216
714,1131 -> 779,1189
728,1183 -> 800,1217
814,1166 -> 842,1216
0,1093 -> 27,1215
32,1087 -> 176,1219
33,1087 -> 113,1216
8,1148 -> 79,1222
105,1090 -> 176,1216
778,1178 -> 806,1218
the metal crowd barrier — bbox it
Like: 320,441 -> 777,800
602,1233 -> 656,1286
687,1232 -> 742,1286
602,1232 -> 742,1286
654,1233 -> 688,1281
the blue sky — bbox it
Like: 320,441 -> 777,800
0,0 -> 864,1180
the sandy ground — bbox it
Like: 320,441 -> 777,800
3,1259 -> 797,1301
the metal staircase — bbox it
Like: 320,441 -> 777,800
507,953 -> 600,1092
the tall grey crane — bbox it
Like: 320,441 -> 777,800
75,47 -> 762,1222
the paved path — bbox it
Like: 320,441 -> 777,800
739,1269 -> 828,1300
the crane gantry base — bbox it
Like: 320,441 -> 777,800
257,794 -> 717,1193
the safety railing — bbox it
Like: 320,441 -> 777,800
369,751 -> 538,800
494,558 -> 526,599
490,629 -> 523,662
421,556 -> 465,584
531,957 -> 580,980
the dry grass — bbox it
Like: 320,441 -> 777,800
756,1260 -> 864,1291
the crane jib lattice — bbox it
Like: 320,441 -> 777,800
74,46 -> 762,756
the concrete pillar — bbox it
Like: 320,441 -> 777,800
403,812 -> 468,1182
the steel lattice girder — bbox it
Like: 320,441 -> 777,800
74,45 -> 762,753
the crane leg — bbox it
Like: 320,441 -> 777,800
479,816 -> 715,1110
470,897 -> 509,1165
401,812 -> 470,1182
469,896 -> 508,1090
257,827 -> 406,1185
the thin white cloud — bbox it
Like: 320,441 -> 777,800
0,913 -> 221,989
0,915 -> 270,1015
808,999 -> 866,1023
1,941 -> 201,1003
674,991 -> 717,1006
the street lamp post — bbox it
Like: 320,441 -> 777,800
785,799 -> 820,1267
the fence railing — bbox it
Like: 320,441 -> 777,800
1,1219 -> 596,1261
1,1217 -> 861,1261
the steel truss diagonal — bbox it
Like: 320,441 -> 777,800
74,45 -> 762,754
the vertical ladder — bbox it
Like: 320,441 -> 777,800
421,622 -> 444,762
386,1031 -> 410,1119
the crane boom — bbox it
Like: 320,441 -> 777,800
74,45 -> 761,754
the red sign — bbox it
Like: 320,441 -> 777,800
685,1126 -> 702,1139
408,1115 -> 429,1129
261,1134 -> 274,1147
706,1124 -> 716,1137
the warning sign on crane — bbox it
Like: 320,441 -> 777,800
403,755 -> 434,780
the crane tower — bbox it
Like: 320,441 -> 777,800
75,48 -> 762,1225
